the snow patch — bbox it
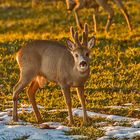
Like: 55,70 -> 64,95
98,126 -> 140,140
0,108 -> 80,140
0,112 -> 7,117
124,103 -> 133,106
1,105 -> 140,140
72,108 -> 140,140
133,120 -> 140,128
71,135 -> 88,139
72,108 -> 138,122
0,125 -> 72,140
135,108 -> 140,111
106,106 -> 129,109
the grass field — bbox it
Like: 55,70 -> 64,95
0,0 -> 140,139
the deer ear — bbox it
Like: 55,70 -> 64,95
88,36 -> 95,50
66,39 -> 75,50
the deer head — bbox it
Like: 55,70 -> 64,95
66,23 -> 95,73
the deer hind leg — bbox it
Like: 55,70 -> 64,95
27,76 -> 47,124
61,86 -> 74,125
96,0 -> 114,32
114,0 -> 132,31
27,79 -> 42,124
77,86 -> 88,126
13,70 -> 36,122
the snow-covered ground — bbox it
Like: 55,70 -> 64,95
0,106 -> 86,140
0,124 -> 71,140
73,108 -> 140,139
1,104 -> 140,140
73,108 -> 138,122
0,110 -> 72,140
98,126 -> 140,140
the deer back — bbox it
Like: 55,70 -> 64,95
17,40 -> 75,84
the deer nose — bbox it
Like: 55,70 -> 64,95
79,61 -> 87,67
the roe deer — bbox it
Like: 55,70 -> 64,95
13,24 -> 95,126
66,0 -> 132,32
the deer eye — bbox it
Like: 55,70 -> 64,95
85,52 -> 89,57
75,54 -> 78,58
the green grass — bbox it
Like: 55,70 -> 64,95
0,0 -> 140,139
13,135 -> 29,140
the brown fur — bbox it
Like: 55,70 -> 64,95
12,24 -> 95,125
66,0 -> 132,32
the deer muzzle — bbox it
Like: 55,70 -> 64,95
80,61 -> 87,68
79,61 -> 88,72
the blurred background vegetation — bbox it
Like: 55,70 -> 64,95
0,0 -> 140,138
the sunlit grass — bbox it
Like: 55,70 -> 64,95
0,0 -> 140,139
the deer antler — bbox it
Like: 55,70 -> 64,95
82,23 -> 88,47
70,27 -> 81,47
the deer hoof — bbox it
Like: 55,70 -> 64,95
68,122 -> 74,126
13,115 -> 18,122
83,118 -> 90,126
39,123 -> 55,129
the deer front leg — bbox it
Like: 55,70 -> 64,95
114,0 -> 132,31
121,8 -> 132,31
13,86 -> 20,122
104,5 -> 114,33
61,86 -> 74,125
27,80 -> 43,124
77,86 -> 88,125
13,83 -> 21,122
93,7 -> 99,33
74,11 -> 83,30
96,0 -> 114,32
